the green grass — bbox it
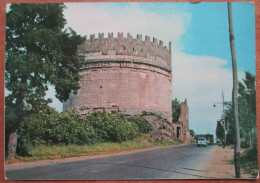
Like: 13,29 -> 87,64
9,134 -> 182,163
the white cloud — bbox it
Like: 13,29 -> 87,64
64,3 -> 191,46
172,51 -> 244,134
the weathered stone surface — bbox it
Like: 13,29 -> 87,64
64,33 -> 172,122
143,115 -> 174,141
172,99 -> 193,143
79,32 -> 171,69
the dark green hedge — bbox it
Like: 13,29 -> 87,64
17,107 -> 151,155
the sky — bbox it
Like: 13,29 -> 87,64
16,2 -> 256,137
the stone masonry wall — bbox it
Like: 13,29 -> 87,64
64,33 -> 172,121
179,99 -> 189,130
80,32 -> 172,70
172,99 -> 192,142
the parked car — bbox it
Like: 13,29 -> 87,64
197,137 -> 208,147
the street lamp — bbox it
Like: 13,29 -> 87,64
213,91 -> 226,148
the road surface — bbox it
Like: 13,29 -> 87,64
6,144 -> 217,180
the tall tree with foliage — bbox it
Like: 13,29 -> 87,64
238,72 -> 256,147
215,71 -> 257,177
215,101 -> 234,145
216,121 -> 224,142
172,98 -> 181,122
5,3 -> 85,160
216,72 -> 256,147
189,129 -> 195,137
223,103 -> 235,145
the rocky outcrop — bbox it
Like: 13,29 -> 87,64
143,115 -> 175,141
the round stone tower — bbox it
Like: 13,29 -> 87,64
63,32 -> 172,121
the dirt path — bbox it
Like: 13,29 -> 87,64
203,145 -> 253,179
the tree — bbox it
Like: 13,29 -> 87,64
222,103 -> 235,145
216,121 -> 224,142
172,98 -> 181,122
189,129 -> 195,137
238,72 -> 256,147
5,3 -> 85,160
216,72 -> 256,147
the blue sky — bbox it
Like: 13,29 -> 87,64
179,2 -> 255,73
7,2 -> 255,137
136,2 -> 255,73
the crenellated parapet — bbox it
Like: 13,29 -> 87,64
79,33 -> 172,71
65,32 -> 173,130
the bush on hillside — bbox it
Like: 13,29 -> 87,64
87,111 -> 139,142
17,108 -> 148,155
127,116 -> 152,134
18,107 -> 98,155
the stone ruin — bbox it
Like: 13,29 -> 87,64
172,99 -> 193,143
63,32 -> 190,141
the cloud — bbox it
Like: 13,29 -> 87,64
172,51 -> 244,134
64,3 -> 191,46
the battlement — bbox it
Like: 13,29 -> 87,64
80,33 -> 172,67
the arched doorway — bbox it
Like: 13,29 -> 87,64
177,127 -> 181,138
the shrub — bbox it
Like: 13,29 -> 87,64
18,107 -> 98,154
53,110 -> 98,145
18,109 -> 143,155
241,145 -> 258,163
240,145 -> 259,177
87,111 -> 139,142
127,116 -> 152,134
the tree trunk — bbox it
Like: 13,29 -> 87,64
249,129 -> 252,147
7,129 -> 18,160
6,104 -> 22,160
228,2 -> 241,178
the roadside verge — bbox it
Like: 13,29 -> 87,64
203,145 -> 254,179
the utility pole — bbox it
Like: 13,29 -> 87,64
213,91 -> 226,148
227,2 -> 241,178
221,91 -> 226,148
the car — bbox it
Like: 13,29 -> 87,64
197,137 -> 208,147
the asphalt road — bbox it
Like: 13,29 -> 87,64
6,144 -> 217,180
